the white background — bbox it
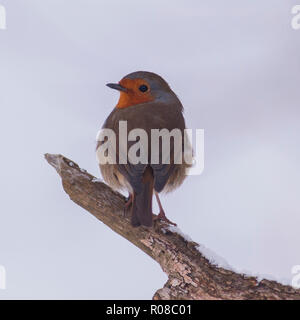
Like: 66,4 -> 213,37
0,1 -> 300,299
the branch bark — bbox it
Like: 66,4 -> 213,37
45,153 -> 300,300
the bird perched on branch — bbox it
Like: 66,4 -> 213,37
97,71 -> 191,227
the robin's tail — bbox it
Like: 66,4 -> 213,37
131,167 -> 154,227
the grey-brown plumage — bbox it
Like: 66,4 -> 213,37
97,71 -> 191,227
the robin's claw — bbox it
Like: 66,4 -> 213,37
153,210 -> 177,226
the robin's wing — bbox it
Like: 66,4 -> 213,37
151,163 -> 175,193
116,134 -> 179,194
98,109 -> 147,192
117,162 -> 147,194
150,131 -> 184,193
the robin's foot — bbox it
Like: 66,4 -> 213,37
153,191 -> 177,226
123,194 -> 133,217
153,210 -> 177,226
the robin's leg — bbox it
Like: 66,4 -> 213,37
153,191 -> 177,226
124,193 -> 133,217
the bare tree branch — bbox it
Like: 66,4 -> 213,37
45,153 -> 300,300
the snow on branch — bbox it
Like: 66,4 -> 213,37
45,153 -> 300,300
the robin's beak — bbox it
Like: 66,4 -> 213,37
106,83 -> 127,92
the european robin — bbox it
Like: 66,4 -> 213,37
97,71 -> 191,227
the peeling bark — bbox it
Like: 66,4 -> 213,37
45,153 -> 300,300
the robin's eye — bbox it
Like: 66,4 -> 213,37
139,84 -> 148,93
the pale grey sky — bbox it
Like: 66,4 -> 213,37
0,0 -> 300,299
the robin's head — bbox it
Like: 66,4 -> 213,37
106,71 -> 176,109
